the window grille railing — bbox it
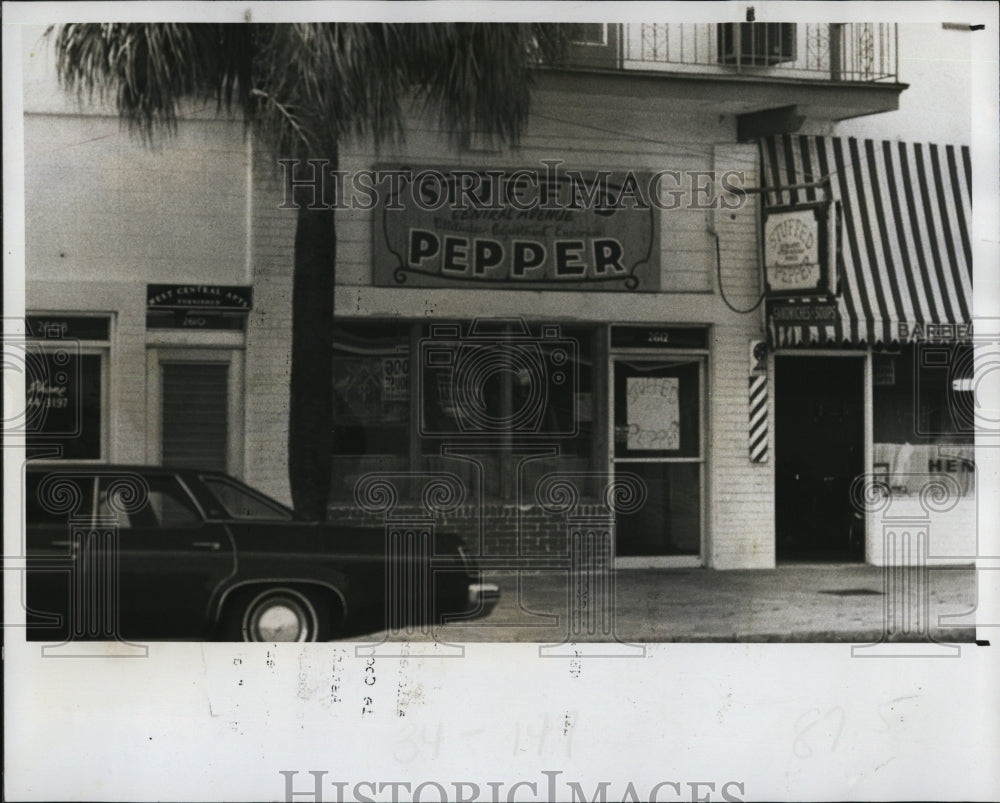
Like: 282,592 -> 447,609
567,23 -> 899,83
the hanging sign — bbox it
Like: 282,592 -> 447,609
763,201 -> 838,297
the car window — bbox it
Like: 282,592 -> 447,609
25,472 -> 94,524
98,475 -> 201,529
201,476 -> 294,521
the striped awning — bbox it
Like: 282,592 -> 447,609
760,135 -> 972,347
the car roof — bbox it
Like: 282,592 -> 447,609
25,462 -> 219,479
25,463 -> 305,519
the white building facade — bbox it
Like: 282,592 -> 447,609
22,21 -> 975,568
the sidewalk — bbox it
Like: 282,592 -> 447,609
384,564 -> 980,643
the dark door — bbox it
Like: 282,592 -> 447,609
97,474 -> 236,638
775,356 -> 864,561
25,472 -> 95,641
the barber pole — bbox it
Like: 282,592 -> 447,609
749,374 -> 768,463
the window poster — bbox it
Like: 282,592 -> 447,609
626,376 -> 680,450
381,356 -> 409,403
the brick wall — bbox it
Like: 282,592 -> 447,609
329,502 -> 616,557
243,149 -> 296,504
706,144 -> 775,569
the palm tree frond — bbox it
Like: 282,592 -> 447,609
51,21 -> 569,155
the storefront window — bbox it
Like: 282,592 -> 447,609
419,320 -> 597,500
330,322 -> 412,502
419,320 -> 593,458
24,315 -> 109,461
332,322 -> 411,457
873,343 -> 974,498
329,319 -> 599,503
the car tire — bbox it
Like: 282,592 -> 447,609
223,586 -> 331,642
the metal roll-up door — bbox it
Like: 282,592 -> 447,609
161,361 -> 229,471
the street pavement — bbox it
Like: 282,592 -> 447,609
358,563 -> 979,644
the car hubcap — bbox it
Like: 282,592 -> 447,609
245,593 -> 313,641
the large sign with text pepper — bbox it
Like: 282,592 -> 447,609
373,165 -> 659,291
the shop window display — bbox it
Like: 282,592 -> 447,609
330,320 -> 597,503
873,343 -> 974,498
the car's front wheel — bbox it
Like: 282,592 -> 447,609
223,586 -> 330,642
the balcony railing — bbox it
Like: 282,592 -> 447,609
575,23 -> 898,83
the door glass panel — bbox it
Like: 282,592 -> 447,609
775,357 -> 864,561
613,359 -> 700,458
201,476 -> 294,521
99,475 -> 200,529
614,462 -> 701,556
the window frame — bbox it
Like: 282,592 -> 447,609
609,334 -> 710,568
95,473 -> 204,530
199,474 -> 297,522
567,23 -> 608,47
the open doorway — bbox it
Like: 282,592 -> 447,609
775,355 -> 864,562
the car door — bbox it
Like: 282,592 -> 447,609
97,473 -> 236,638
25,470 -> 95,641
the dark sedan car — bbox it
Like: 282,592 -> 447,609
24,464 -> 498,642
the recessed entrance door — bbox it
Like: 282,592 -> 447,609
612,356 -> 704,562
775,356 -> 864,561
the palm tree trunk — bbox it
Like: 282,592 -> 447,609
288,171 -> 336,520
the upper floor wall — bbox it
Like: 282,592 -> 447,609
26,113 -> 250,287
22,22 -> 759,302
22,27 -> 251,288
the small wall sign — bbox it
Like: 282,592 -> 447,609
147,284 -> 252,310
610,326 -> 709,349
26,315 -> 110,341
767,299 -> 840,325
146,285 -> 252,330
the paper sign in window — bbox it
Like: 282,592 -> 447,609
381,356 -> 409,403
626,377 -> 680,450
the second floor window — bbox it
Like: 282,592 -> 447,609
567,23 -> 607,46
